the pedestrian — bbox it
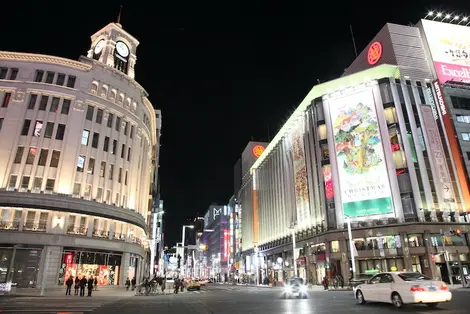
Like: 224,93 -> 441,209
74,276 -> 80,295
65,276 -> 73,295
87,276 -> 94,296
80,276 -> 87,296
131,277 -> 136,291
125,277 -> 130,291
94,277 -> 98,291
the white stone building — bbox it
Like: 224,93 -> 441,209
0,21 -> 159,291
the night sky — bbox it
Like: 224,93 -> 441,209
0,1 -> 465,246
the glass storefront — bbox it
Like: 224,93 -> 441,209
58,248 -> 122,286
358,258 -> 405,273
0,245 -> 42,289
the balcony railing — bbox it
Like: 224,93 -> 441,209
67,226 -> 88,236
0,220 -> 20,230
23,221 -> 47,232
92,229 -> 109,238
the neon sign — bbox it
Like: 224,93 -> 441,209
252,145 -> 265,158
367,42 -> 382,65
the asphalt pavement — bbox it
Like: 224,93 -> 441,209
1,284 -> 469,314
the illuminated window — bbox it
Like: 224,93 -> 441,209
317,124 -> 327,140
77,155 -> 86,172
87,158 -> 95,174
26,147 -> 37,165
81,130 -> 90,145
33,120 -> 43,137
462,133 -> 470,141
384,107 -> 398,124
100,162 -> 106,177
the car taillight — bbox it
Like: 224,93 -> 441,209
410,285 -> 425,292
440,284 -> 448,291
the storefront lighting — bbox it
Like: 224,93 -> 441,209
426,11 -> 470,25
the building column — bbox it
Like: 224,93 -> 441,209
423,230 -> 439,280
400,232 -> 413,271
36,246 -> 63,291
120,252 -> 130,286
338,237 -> 351,282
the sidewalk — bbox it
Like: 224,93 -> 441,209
1,286 -> 134,298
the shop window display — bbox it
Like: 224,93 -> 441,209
58,250 -> 121,286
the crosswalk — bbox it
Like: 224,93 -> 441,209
0,296 -> 118,313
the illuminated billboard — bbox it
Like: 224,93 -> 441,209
328,87 -> 394,218
421,19 -> 470,84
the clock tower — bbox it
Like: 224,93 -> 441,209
86,21 -> 139,79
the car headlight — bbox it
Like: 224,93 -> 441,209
299,285 -> 307,292
284,286 -> 292,293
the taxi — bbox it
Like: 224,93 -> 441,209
186,280 -> 201,291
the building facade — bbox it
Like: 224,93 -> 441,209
0,21 -> 159,292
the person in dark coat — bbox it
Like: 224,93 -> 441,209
65,277 -> 73,295
80,276 -> 87,296
74,276 -> 80,295
87,276 -> 94,296
94,277 -> 98,290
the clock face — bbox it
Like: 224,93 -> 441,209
115,41 -> 129,57
94,39 -> 105,54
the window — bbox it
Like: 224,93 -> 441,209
84,185 -> 91,199
50,97 -> 60,112
115,117 -> 121,131
125,171 -> 128,185
34,70 -> 44,82
118,168 -> 122,183
92,133 -> 99,148
26,147 -> 37,164
87,158 -> 95,174
81,130 -> 90,145
451,96 -> 470,110
462,133 -> 470,141
86,105 -> 94,120
9,68 -> 18,80
0,118 -> 3,131
0,67 -> 7,79
107,113 -> 113,128
73,183 -> 81,196
56,73 -> 65,86
45,179 -> 55,192
66,76 -> 76,88
28,94 -> 37,109
124,121 -> 129,135
456,115 -> 470,123
21,119 -> 31,135
112,140 -> 117,154
130,125 -> 134,138
38,149 -> 48,166
38,95 -> 48,110
96,188 -> 103,201
1,92 -> 11,107
100,162 -> 106,177
121,144 -> 125,158
61,99 -> 70,114
44,122 -> 54,138
108,164 -> 114,180
33,120 -> 43,137
33,177 -> 42,191
50,150 -> 60,167
45,71 -> 54,84
96,109 -> 103,124
77,155 -> 85,172
103,136 -> 109,152
56,124 -> 66,140
14,146 -> 24,163
467,152 -> 470,160
127,147 -> 131,161
8,175 -> 17,190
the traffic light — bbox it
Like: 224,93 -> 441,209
177,254 -> 181,269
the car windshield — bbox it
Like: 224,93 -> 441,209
398,272 -> 431,281
288,278 -> 304,285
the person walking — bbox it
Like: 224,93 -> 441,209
65,276 -> 73,295
79,276 -> 87,296
87,276 -> 94,296
94,277 -> 98,291
74,276 -> 80,295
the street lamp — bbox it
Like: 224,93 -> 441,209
181,225 -> 194,277
345,216 -> 357,280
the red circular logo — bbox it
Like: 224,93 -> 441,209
252,145 -> 265,158
367,42 -> 382,65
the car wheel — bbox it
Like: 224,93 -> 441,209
426,303 -> 439,308
356,290 -> 366,305
391,292 -> 403,308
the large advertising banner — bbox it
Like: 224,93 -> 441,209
289,117 -> 311,227
328,88 -> 394,218
421,19 -> 470,84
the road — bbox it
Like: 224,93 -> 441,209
0,284 -> 469,313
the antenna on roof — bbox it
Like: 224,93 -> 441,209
116,5 -> 123,25
349,25 -> 358,58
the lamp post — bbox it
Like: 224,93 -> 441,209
287,224 -> 297,278
345,216 -> 357,280
181,225 -> 194,277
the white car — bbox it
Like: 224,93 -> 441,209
354,272 -> 452,308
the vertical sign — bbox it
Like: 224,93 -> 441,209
289,117 -> 311,228
420,105 -> 456,208
432,80 -> 470,212
328,88 -> 394,218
